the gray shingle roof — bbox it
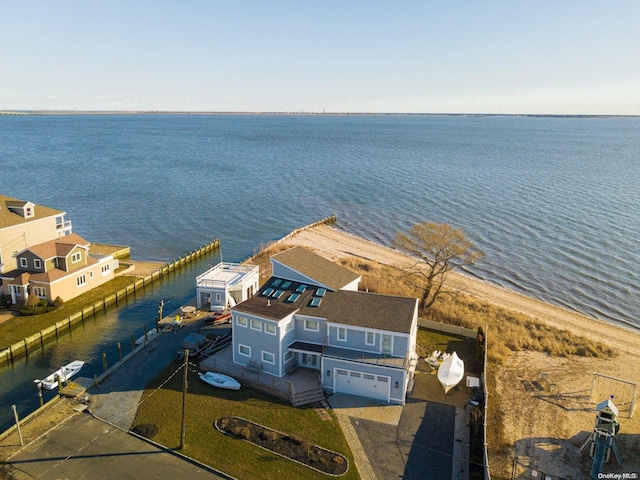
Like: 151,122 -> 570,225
270,246 -> 360,291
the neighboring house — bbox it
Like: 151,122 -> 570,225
231,246 -> 419,405
0,233 -> 118,305
195,262 -> 260,312
0,194 -> 73,274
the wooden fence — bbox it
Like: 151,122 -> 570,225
0,239 -> 220,365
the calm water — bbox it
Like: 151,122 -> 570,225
1,114 -> 639,429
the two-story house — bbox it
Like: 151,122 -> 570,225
0,194 -> 73,274
0,233 -> 117,305
231,246 -> 419,405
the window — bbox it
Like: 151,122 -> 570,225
20,258 -> 28,268
284,351 -> 293,362
34,259 -> 42,269
236,316 -> 248,327
238,344 -> 251,357
101,264 -> 110,274
366,331 -> 375,346
250,319 -> 262,331
337,327 -> 347,342
261,351 -> 275,364
265,323 -> 276,335
304,319 -> 319,332
381,334 -> 392,354
33,287 -> 46,298
216,293 -> 221,302
285,319 -> 294,332
77,274 -> 86,287
364,374 -> 375,381
71,252 -> 82,263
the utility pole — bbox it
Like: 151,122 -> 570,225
179,349 -> 188,449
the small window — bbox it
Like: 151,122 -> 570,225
250,319 -> 262,331
77,274 -> 86,287
216,293 -> 221,302
238,344 -> 251,357
71,252 -> 82,263
366,331 -> 375,346
20,258 -> 28,268
382,334 -> 392,354
304,319 -> 319,332
236,316 -> 248,327
265,323 -> 276,335
364,374 -> 375,381
102,264 -> 110,274
262,351 -> 275,364
285,320 -> 294,332
284,351 -> 293,362
34,259 -> 42,269
337,327 -> 347,342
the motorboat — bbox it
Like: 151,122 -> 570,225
35,360 -> 85,390
437,351 -> 464,394
198,371 -> 241,390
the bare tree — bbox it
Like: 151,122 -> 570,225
393,222 -> 484,310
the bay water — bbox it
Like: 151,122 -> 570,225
1,114 -> 639,430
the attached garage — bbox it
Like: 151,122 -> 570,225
334,368 -> 390,402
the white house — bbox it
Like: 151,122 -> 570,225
231,246 -> 419,405
196,262 -> 259,312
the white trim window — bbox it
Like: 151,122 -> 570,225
304,319 -> 319,332
284,351 -> 293,362
337,327 -> 347,342
261,351 -> 275,364
366,331 -> 375,346
285,319 -> 294,332
101,264 -> 110,275
32,286 -> 46,298
34,259 -> 42,269
250,319 -> 262,331
71,252 -> 82,263
20,258 -> 28,268
77,274 -> 86,287
381,334 -> 393,354
238,344 -> 251,357
265,323 -> 276,335
236,316 -> 248,327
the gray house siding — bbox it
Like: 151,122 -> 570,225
232,312 -> 283,376
294,315 -> 327,344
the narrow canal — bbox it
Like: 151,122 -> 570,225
0,252 -> 221,433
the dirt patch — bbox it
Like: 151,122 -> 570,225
216,416 -> 348,476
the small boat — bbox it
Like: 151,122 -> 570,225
35,360 -> 85,390
437,351 -> 464,394
198,371 -> 241,390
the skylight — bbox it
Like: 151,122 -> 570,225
296,284 -> 307,293
262,288 -> 274,297
281,281 -> 292,289
315,288 -> 326,297
272,279 -> 282,287
286,293 -> 300,303
310,297 -> 322,307
271,289 -> 284,299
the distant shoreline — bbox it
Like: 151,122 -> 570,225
1,110 -> 637,118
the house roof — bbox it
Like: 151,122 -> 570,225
244,276 -> 417,334
22,233 -> 90,260
0,194 -> 65,229
270,246 -> 361,291
1,251 -> 99,284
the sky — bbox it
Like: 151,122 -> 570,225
1,1 -> 639,114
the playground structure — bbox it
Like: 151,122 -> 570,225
580,397 -> 622,480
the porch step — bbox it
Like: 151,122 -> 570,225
291,388 -> 325,407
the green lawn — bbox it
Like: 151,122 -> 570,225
0,276 -> 138,349
416,327 -> 482,375
134,360 -> 360,480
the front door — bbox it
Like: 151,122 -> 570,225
300,353 -> 319,369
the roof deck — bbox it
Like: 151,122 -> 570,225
196,262 -> 258,289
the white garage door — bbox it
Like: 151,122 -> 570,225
334,368 -> 390,402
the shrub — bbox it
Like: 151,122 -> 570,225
53,296 -> 64,308
132,423 -> 158,438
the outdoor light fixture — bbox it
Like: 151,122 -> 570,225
327,370 -> 331,377
395,381 -> 399,389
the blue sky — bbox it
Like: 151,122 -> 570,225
1,1 -> 638,114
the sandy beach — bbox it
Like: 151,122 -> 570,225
286,224 -> 640,479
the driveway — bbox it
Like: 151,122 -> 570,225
329,361 -> 469,480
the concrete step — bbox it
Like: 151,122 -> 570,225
291,388 -> 325,407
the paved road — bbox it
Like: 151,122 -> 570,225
7,412 -> 230,480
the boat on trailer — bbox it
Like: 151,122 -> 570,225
198,371 -> 241,390
437,351 -> 464,394
35,360 -> 85,390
